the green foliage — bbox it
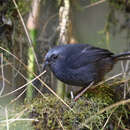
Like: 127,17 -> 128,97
17,0 -> 30,16
29,95 -> 67,130
29,85 -> 130,130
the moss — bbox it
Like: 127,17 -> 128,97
29,84 -> 130,130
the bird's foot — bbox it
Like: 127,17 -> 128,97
74,82 -> 94,101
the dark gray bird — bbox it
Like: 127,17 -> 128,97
43,44 -> 130,87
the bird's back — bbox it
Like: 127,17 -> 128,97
53,44 -> 115,86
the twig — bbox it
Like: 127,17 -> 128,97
4,58 -> 46,99
0,76 -> 11,86
70,91 -> 74,99
101,109 -> 115,130
56,116 -> 65,130
121,61 -> 130,99
1,61 -> 73,112
94,72 -> 123,87
0,71 -> 46,98
39,77 -> 74,112
0,47 -> 74,112
0,106 -> 32,128
0,63 -> 11,68
5,107 -> 31,125
121,61 -> 127,99
83,0 -> 106,9
125,60 -> 130,72
74,81 -> 94,101
10,107 -> 29,122
0,118 -> 38,123
85,99 -> 130,124
8,60 -> 47,102
0,53 -> 5,96
121,61 -> 125,73
5,106 -> 9,130
9,88 -> 27,105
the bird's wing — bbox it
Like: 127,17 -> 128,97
66,46 -> 114,69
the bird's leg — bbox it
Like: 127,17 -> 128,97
70,91 -> 74,99
74,81 -> 94,101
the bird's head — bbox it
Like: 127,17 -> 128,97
43,45 -> 66,71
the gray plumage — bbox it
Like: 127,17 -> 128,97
43,44 -> 130,87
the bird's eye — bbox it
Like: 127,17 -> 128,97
51,54 -> 58,60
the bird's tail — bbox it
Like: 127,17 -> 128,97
112,52 -> 130,61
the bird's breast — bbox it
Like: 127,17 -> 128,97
50,63 -> 95,86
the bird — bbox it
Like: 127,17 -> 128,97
43,43 -> 130,88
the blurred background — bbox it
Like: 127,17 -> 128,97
0,0 -> 130,129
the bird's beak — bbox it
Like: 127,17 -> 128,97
42,61 -> 49,71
